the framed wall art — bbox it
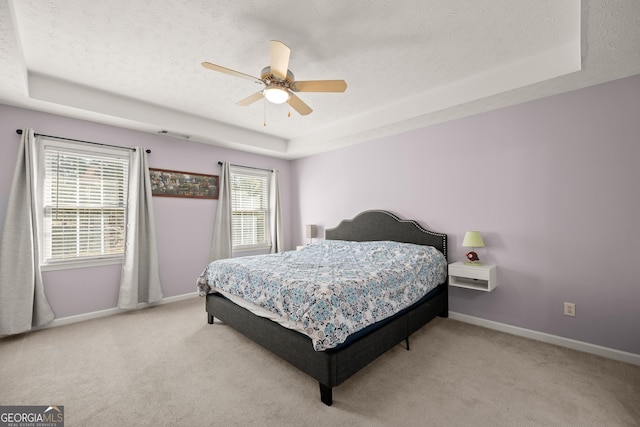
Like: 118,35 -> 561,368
149,168 -> 219,199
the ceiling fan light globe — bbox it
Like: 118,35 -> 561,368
264,87 -> 290,104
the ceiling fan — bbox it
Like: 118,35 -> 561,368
202,40 -> 347,116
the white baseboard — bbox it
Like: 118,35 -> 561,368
26,301 -> 640,366
35,292 -> 200,331
449,312 -> 640,366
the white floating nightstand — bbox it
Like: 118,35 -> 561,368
448,262 -> 497,292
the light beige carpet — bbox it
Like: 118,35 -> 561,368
1,297 -> 639,426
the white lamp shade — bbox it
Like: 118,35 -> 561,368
462,231 -> 485,248
305,224 -> 317,239
264,87 -> 290,104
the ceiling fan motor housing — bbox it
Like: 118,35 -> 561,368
261,66 -> 294,88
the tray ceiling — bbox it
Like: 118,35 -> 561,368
1,0 -> 639,159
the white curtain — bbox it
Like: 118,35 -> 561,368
209,161 -> 232,261
269,169 -> 283,253
118,147 -> 163,309
0,129 -> 54,335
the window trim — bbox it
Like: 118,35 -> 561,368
36,137 -> 130,270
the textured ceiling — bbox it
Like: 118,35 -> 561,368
1,1 -> 639,159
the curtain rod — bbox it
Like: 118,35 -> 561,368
218,161 -> 272,172
16,129 -> 151,153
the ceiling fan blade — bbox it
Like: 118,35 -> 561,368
287,92 -> 313,116
236,92 -> 265,106
291,80 -> 347,92
269,40 -> 291,80
202,62 -> 261,83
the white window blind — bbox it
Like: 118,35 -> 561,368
42,141 -> 129,264
230,167 -> 270,250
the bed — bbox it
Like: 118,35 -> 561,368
198,210 -> 448,405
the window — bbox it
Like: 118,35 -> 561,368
39,138 -> 129,267
230,166 -> 270,251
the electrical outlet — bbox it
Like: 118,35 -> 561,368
564,302 -> 576,317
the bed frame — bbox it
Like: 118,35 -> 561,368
205,210 -> 448,406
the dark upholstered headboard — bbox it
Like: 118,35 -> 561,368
325,210 -> 447,260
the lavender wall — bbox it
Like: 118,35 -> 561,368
0,104 -> 291,318
291,74 -> 640,355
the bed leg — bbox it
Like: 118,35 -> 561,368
207,313 -> 214,324
319,383 -> 333,406
405,337 -> 410,351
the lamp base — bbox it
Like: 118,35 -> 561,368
465,251 -> 481,265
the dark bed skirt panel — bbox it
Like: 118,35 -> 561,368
207,292 -> 335,386
205,282 -> 448,403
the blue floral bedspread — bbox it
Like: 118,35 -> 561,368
197,240 -> 447,351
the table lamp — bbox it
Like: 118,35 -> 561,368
462,231 -> 485,265
306,224 -> 317,245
